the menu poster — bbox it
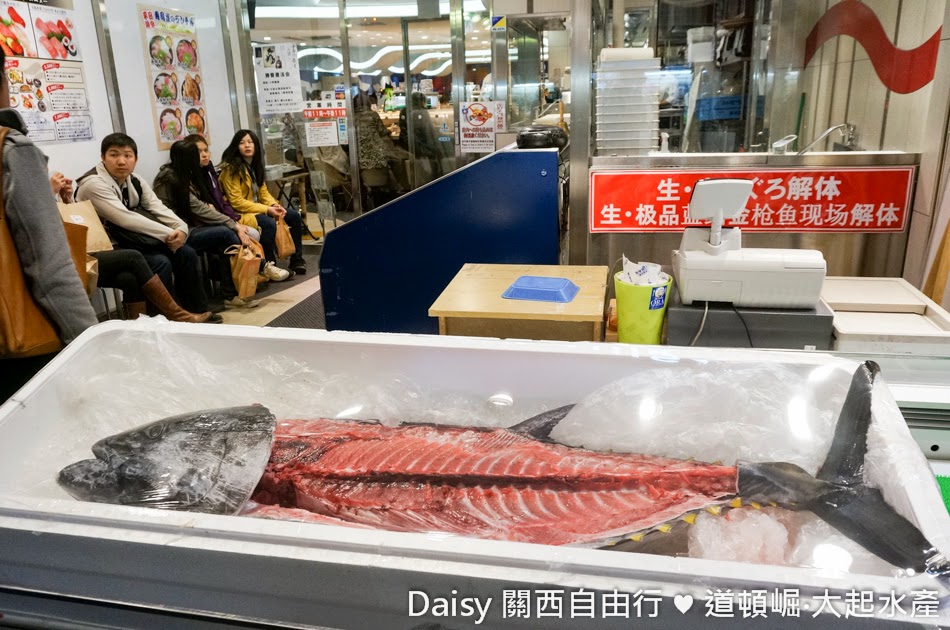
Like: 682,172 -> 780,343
1,0 -> 93,144
138,5 -> 206,150
254,43 -> 303,115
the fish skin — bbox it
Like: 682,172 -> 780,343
57,405 -> 276,515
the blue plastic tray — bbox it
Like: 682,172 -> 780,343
501,276 -> 580,303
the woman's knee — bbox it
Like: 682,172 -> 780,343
284,208 -> 302,228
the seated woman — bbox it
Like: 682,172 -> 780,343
50,173 -> 214,323
218,129 -> 306,278
153,138 -> 260,308
185,133 -> 261,243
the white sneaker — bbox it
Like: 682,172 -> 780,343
262,261 -> 293,282
224,296 -> 261,309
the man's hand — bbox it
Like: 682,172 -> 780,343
49,172 -> 73,202
166,229 -> 186,252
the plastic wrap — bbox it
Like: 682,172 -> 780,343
9,319 -> 949,592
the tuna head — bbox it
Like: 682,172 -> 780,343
58,405 -> 276,515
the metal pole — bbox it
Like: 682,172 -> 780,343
92,0 -> 124,133
218,0 -> 242,134
234,0 -> 259,129
611,0 -> 624,48
489,0 -> 509,125
568,0 -> 595,264
450,0 -> 466,166
339,0 -> 363,215
402,17 -> 416,189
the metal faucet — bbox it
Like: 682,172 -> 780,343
797,123 -> 856,154
771,135 -> 798,154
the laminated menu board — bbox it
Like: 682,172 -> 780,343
254,43 -> 304,115
1,0 -> 93,144
137,5 -> 206,150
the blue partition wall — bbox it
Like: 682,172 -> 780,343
320,148 -> 561,334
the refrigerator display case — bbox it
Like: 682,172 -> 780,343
0,321 -> 947,629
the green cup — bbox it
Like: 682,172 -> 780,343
614,272 -> 673,345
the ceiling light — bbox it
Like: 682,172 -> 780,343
263,36 -> 272,41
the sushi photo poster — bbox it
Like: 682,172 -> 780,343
1,0 -> 94,144
137,5 -> 206,150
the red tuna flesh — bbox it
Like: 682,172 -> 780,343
249,419 -> 737,546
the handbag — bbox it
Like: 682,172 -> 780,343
275,216 -> 296,259
58,199 -> 114,253
225,239 -> 264,300
0,127 -> 88,358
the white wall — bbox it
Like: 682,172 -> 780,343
102,0 -> 238,184
43,0 -> 115,180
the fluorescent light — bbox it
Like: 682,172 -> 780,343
256,1 -> 484,19
263,36 -> 271,41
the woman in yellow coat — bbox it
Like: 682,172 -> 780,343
218,129 -> 306,279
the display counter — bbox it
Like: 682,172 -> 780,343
0,321 -> 948,628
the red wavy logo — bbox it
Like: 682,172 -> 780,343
804,0 -> 941,94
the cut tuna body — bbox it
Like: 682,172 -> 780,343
249,419 -> 738,545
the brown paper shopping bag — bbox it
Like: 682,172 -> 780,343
275,216 -> 296,259
225,240 -> 264,300
58,200 -> 113,253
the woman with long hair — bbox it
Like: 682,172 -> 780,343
218,129 -> 306,277
153,137 -> 265,306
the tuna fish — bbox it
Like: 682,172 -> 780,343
57,405 -> 276,515
57,362 -> 950,578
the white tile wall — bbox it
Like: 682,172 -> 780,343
828,60 -> 852,133
854,0 -> 900,61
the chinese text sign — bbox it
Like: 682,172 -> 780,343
590,168 -> 915,233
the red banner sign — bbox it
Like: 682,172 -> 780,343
589,167 -> 915,233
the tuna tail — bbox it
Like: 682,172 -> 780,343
509,404 -> 576,441
738,361 -> 950,577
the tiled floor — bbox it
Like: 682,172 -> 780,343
220,274 -> 322,326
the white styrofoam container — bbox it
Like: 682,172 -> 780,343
596,140 -> 660,152
0,321 -> 948,628
595,117 -> 660,129
596,130 -> 659,143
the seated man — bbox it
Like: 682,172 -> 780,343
76,133 -> 234,322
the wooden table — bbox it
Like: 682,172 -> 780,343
429,264 -> 610,342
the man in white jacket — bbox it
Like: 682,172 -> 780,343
77,133 -> 222,322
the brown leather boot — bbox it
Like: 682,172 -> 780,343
142,276 -> 213,323
124,301 -> 147,320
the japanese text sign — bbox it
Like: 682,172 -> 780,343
590,168 -> 915,233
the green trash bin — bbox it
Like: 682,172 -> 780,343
614,272 -> 673,345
